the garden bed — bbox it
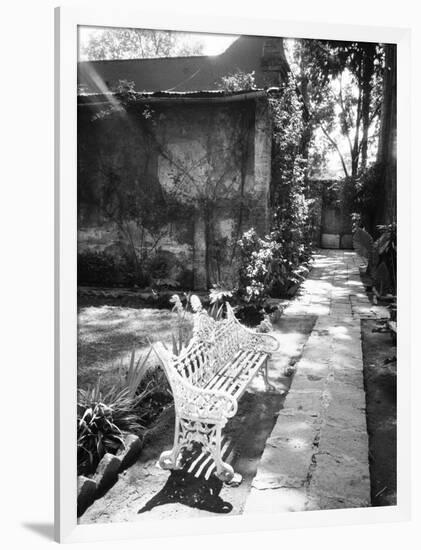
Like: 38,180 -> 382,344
78,286 -> 208,310
361,319 -> 396,506
77,304 -> 191,482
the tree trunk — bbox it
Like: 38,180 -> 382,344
351,63 -> 363,179
299,55 -> 311,161
360,46 -> 376,172
375,44 -> 397,230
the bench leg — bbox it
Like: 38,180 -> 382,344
262,358 -> 276,391
213,424 -> 235,483
159,413 -> 183,471
159,417 -> 238,483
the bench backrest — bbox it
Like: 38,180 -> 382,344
172,303 -> 242,388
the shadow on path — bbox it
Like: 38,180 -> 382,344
138,471 -> 232,514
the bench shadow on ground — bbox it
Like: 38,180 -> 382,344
138,390 -> 286,515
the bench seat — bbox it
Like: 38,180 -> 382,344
204,349 -> 269,399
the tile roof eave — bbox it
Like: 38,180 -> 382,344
77,88 -> 280,107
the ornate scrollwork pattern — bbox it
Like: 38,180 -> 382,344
160,416 -> 234,481
225,302 -> 280,353
168,371 -> 238,422
237,328 -> 280,353
192,310 -> 217,345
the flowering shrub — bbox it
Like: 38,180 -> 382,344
270,76 -> 314,268
237,229 -> 278,307
236,76 -> 314,307
237,228 -> 311,307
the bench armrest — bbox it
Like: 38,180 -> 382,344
226,303 -> 280,353
174,379 -> 238,423
151,341 -> 238,423
242,330 -> 280,353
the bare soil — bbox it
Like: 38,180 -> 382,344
361,319 -> 397,506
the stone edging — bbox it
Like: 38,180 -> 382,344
77,434 -> 142,517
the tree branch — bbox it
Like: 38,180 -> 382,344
338,76 -> 354,160
319,123 -> 350,178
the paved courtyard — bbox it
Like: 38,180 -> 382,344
246,249 -> 389,513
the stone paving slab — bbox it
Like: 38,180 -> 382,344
244,250 -> 371,514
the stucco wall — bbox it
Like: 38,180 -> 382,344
77,96 -> 272,289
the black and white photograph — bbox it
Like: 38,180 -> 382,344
75,24 -> 398,525
2,0 -> 418,546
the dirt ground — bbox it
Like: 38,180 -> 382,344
361,319 -> 397,507
78,314 -> 316,523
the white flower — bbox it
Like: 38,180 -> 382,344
190,295 -> 203,313
170,294 -> 183,314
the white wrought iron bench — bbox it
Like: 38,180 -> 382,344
152,295 -> 279,483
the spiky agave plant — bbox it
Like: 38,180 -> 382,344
117,345 -> 173,426
77,380 -> 143,475
117,345 -> 152,400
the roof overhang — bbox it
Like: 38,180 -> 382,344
77,88 -> 280,108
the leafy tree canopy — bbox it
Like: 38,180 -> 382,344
218,70 -> 256,91
81,28 -> 204,61
285,39 -> 385,179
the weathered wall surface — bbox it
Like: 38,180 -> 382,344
77,97 -> 271,289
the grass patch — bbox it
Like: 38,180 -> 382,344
77,305 -> 193,390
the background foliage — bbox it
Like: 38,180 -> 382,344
81,28 -> 204,61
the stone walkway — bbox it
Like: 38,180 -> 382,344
245,249 -> 389,513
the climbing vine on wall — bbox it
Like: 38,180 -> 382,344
270,76 -> 314,287
79,83 -> 257,289
237,75 -> 315,304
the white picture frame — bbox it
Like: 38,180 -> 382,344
55,5 -> 411,543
